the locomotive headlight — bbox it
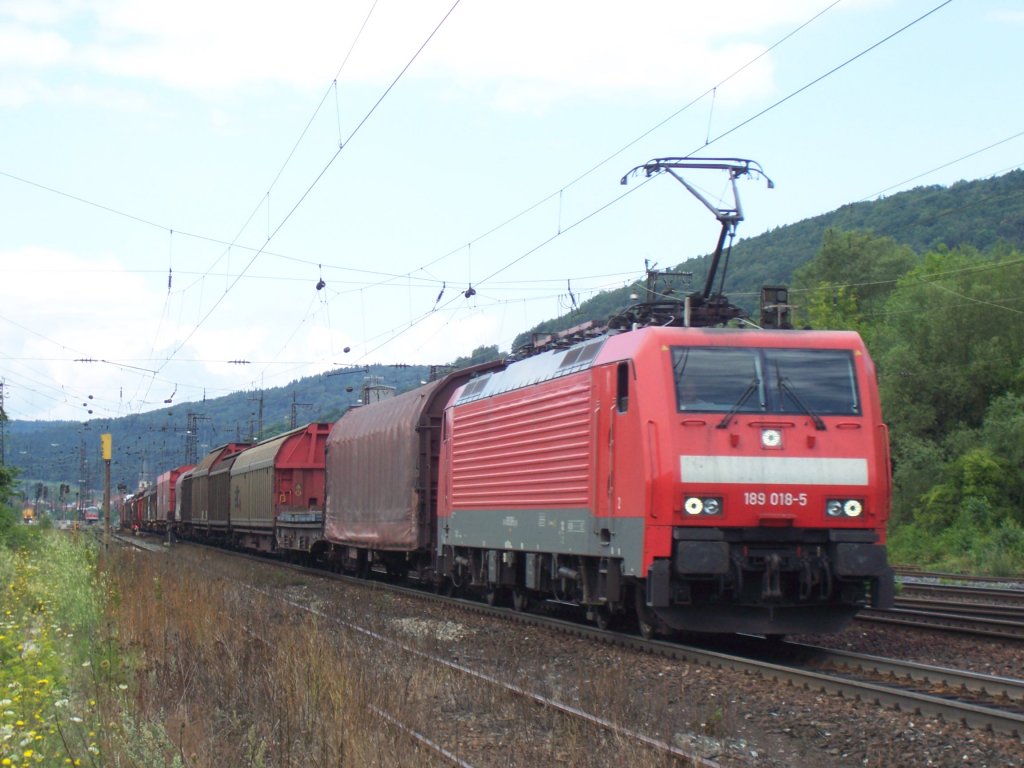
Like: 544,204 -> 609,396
684,496 -> 722,516
761,429 -> 783,449
826,499 -> 864,518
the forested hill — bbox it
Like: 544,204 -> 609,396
5,353 -> 499,499
515,169 -> 1024,347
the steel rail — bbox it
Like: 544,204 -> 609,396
265,589 -> 724,768
895,596 -> 1024,620
370,706 -> 479,768
857,606 -> 1024,641
900,583 -> 1024,605
894,567 -> 1024,585
781,642 -> 1024,704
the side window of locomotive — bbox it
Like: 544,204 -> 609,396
671,347 -> 762,412
764,349 -> 860,416
616,362 -> 629,413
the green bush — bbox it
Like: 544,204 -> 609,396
0,503 -> 41,552
889,509 -> 1024,575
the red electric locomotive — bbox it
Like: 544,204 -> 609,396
438,324 -> 892,635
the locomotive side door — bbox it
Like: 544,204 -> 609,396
592,364 -> 614,538
596,360 -> 633,555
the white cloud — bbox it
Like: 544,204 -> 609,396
991,10 -> 1024,24
0,74 -> 38,107
0,23 -> 70,66
1,0 -> 831,106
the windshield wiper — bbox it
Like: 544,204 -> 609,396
778,375 -> 826,431
717,377 -> 761,429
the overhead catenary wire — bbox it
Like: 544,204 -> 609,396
0,0 -> 399,420
156,0 -> 464,376
356,1 -> 960,360
699,0 -> 956,149
351,0 -> 960,363
1,5 -> 853,417
0,0 -> 898,319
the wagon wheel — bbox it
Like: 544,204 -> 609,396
593,605 -> 614,631
355,550 -> 370,579
511,587 -> 530,612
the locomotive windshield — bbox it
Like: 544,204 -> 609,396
672,347 -> 860,416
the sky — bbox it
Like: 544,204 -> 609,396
1,0 -> 1022,424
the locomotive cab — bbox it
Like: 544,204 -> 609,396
632,328 -> 894,635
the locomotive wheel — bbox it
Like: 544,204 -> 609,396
511,587 -> 530,612
485,587 -> 504,606
634,586 -> 659,640
593,605 -> 613,631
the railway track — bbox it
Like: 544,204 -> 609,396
852,579 -> 1024,640
147,539 -> 1024,740
858,606 -> 1024,641
762,640 -> 1024,735
894,567 -> 1024,586
900,583 -> 1024,605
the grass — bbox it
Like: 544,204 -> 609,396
889,517 -> 1024,576
0,527 -> 475,765
1,522 -> 863,766
0,530 -> 107,767
95,546 -> 718,766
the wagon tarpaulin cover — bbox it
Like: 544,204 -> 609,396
324,364 -> 502,551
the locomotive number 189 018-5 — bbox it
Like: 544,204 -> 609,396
743,491 -> 808,506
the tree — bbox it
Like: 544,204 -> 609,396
889,433 -> 944,526
978,393 -> 1024,518
791,229 -> 917,332
916,448 -> 1012,530
801,284 -> 865,336
449,345 -> 502,369
0,464 -> 16,507
875,246 -> 1024,440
